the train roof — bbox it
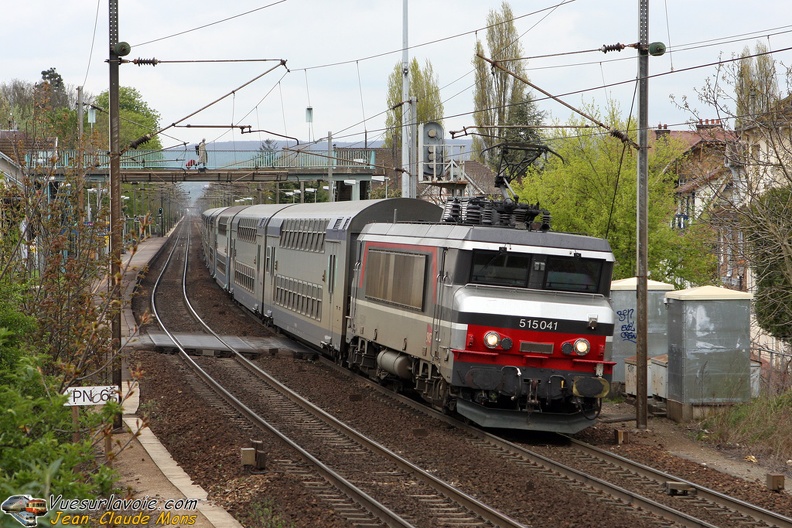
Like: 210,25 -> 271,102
359,222 -> 613,256
215,205 -> 250,220
227,203 -> 294,230
201,207 -> 228,220
265,198 -> 442,239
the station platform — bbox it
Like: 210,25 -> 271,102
117,232 -> 243,528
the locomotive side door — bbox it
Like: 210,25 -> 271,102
431,247 -> 450,362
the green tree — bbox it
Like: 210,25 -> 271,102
735,42 -> 778,130
747,186 -> 792,340
384,57 -> 444,151
94,86 -> 163,150
472,1 -> 543,170
1,70 -> 80,148
514,103 -> 718,286
1,79 -> 36,128
694,40 -> 792,343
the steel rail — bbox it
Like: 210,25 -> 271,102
566,437 -> 792,528
313,356 -> 776,528
149,217 -> 414,528
178,221 -> 528,528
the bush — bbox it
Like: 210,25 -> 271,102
0,282 -> 117,501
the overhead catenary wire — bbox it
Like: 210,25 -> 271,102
126,60 -> 288,151
131,0 -> 289,48
298,10 -> 792,149
356,61 -> 368,141
462,43 -> 792,146
81,0 -> 102,88
663,0 -> 675,71
477,52 -> 637,149
122,3 -> 792,151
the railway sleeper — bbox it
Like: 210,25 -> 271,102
665,481 -> 697,496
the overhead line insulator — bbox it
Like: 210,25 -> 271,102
133,58 -> 159,67
600,43 -> 626,53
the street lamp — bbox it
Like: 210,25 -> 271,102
305,188 -> 317,202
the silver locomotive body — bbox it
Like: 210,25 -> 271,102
346,223 -> 615,433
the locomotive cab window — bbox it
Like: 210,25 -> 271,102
469,249 -> 604,294
470,249 -> 531,287
544,255 -> 602,293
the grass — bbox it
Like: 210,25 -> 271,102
699,391 -> 792,463
246,500 -> 294,528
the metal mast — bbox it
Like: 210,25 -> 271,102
109,0 -> 123,429
401,0 -> 412,198
636,0 -> 650,429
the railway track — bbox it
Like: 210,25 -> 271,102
142,215 -> 792,528
303,353 -> 792,528
150,217 -> 527,528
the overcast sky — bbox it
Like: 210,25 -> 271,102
5,1 -> 792,150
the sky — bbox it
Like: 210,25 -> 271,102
4,0 -> 792,152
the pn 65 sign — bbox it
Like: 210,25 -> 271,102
63,385 -> 120,406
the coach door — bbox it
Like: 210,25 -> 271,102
265,244 -> 276,309
326,241 -> 342,348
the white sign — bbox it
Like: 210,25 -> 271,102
63,385 -> 120,406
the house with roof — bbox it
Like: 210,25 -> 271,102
658,119 -> 747,290
0,130 -> 59,188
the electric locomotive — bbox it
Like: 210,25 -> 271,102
202,197 -> 616,433
346,198 -> 615,433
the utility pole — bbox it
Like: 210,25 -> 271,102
401,0 -> 412,198
327,131 -> 333,202
109,0 -> 130,430
636,0 -> 650,429
77,87 -> 85,219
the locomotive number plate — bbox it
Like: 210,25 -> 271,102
518,318 -> 559,331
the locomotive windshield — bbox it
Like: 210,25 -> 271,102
469,249 -> 604,294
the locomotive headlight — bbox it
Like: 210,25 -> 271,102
573,338 -> 591,356
483,331 -> 501,349
561,338 -> 591,356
